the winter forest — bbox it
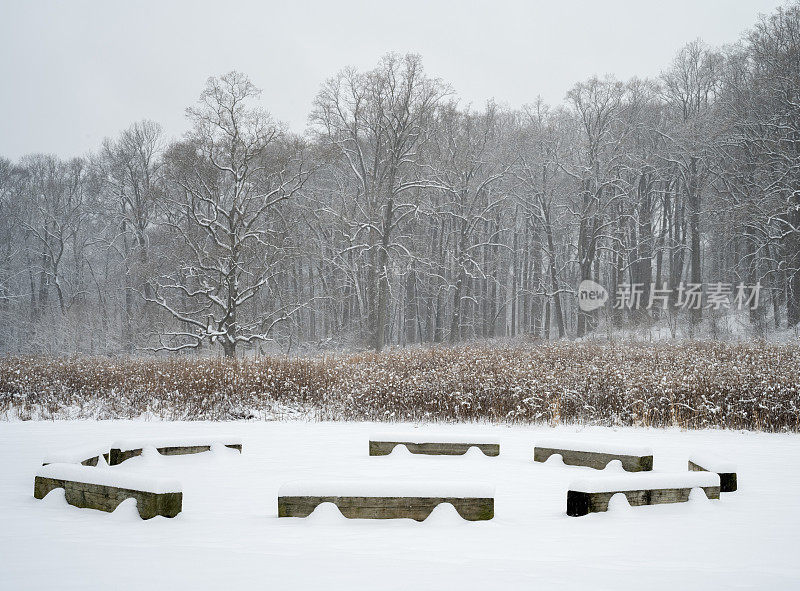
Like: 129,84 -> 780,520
3,4 -> 800,588
1,4 -> 799,358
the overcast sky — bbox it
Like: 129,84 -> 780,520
0,0 -> 786,160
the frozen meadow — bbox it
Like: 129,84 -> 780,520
1,420 -> 799,590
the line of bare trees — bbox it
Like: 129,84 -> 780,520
1,4 -> 799,356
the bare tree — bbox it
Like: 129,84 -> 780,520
151,72 -> 310,356
660,40 -> 723,325
513,100 -> 568,338
426,101 -> 509,342
19,155 -> 89,318
98,120 -> 164,350
566,77 -> 628,336
741,6 -> 800,326
311,53 -> 448,351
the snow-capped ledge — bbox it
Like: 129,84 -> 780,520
278,479 -> 494,498
36,463 -> 182,494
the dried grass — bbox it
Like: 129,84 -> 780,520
1,342 -> 798,431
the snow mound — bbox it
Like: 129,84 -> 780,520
278,480 -> 494,498
570,471 -> 720,493
543,453 -> 565,465
141,445 -> 162,460
463,446 -> 488,458
210,442 -> 241,455
688,487 -> 712,504
305,502 -> 345,522
536,439 -> 653,456
38,487 -> 67,506
423,502 -> 466,524
603,459 -> 625,472
36,463 -> 182,494
607,492 -> 632,513
109,498 -> 141,521
386,443 -> 413,457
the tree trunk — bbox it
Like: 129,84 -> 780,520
787,194 -> 800,326
688,157 -> 702,325
636,171 -> 653,323
543,202 -> 565,338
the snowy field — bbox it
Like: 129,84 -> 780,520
1,421 -> 799,590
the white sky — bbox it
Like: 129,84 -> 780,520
0,0 -> 786,160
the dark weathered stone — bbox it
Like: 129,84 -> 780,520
109,448 -> 143,466
566,485 -> 720,517
34,476 -> 182,519
688,460 -> 737,493
534,447 -> 653,472
278,495 -> 494,521
566,490 -> 590,517
369,440 -> 499,457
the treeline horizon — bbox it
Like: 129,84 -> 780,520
1,3 -> 799,357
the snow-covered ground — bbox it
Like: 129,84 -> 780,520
1,420 -> 799,590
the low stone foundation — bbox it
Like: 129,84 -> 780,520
566,485 -> 720,517
34,476 -> 182,520
534,447 -> 653,471
369,440 -> 499,457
